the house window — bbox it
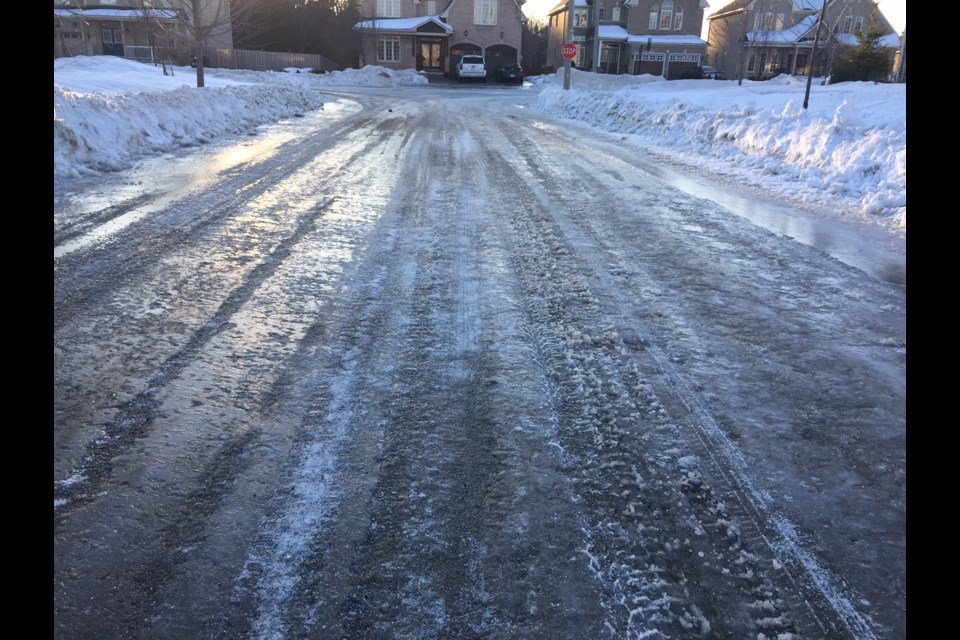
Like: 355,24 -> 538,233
612,6 -> 620,21
426,0 -> 436,14
649,6 -> 658,29
659,1 -> 673,30
747,52 -> 757,72
674,8 -> 683,30
574,8 -> 588,27
378,37 -> 400,62
475,0 -> 497,25
840,15 -> 864,34
377,0 -> 400,18
755,12 -> 783,31
598,6 -> 604,21
840,16 -> 863,33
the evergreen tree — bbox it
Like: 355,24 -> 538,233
829,5 -> 891,83
520,17 -> 548,74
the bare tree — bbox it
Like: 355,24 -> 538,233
230,0 -> 291,51
136,0 -> 255,87
55,1 -> 94,58
808,0 -> 862,79
747,0 -> 779,81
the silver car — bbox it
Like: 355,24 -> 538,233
455,55 -> 487,82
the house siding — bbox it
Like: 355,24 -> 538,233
548,0 -> 706,78
357,0 -> 525,75
54,0 -> 232,64
706,0 -> 900,81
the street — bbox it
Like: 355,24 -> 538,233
54,85 -> 905,639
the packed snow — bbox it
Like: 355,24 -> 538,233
54,55 -> 905,232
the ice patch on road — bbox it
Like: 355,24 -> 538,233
235,377 -> 356,639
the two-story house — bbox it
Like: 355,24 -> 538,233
54,1 -> 233,65
705,0 -> 901,81
354,0 -> 526,77
546,0 -> 709,78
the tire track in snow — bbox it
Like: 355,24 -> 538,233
487,111 -> 884,640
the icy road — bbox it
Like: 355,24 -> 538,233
54,85 -> 905,640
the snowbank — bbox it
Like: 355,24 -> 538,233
533,70 -> 906,229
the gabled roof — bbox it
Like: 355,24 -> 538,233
548,0 -> 590,15
746,13 -> 819,43
706,0 -> 753,16
744,13 -> 901,48
597,25 -> 707,47
709,0 -> 823,19
444,0 -> 527,20
353,16 -> 454,34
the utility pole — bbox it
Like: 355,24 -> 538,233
563,0 -> 574,90
894,27 -> 906,83
803,0 -> 832,109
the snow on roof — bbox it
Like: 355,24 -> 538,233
54,8 -> 178,20
596,25 -> 629,41
596,25 -> 707,47
353,16 -> 454,33
547,0 -> 591,14
712,0 -> 823,18
747,14 -> 818,44
835,32 -> 903,48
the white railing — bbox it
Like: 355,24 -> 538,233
124,45 -> 155,63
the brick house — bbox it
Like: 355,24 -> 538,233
54,1 -> 233,65
354,0 -> 527,78
546,0 -> 709,78
705,0 -> 901,81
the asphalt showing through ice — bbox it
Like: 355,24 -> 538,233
54,87 -> 905,640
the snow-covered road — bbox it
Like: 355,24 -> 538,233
54,86 -> 905,640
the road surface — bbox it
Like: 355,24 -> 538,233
54,85 -> 906,639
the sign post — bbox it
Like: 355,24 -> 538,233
562,42 -> 577,90
563,0 -> 575,90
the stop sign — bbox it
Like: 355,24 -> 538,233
561,43 -> 577,60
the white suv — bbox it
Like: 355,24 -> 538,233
456,55 -> 487,82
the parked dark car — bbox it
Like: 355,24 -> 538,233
497,64 -> 524,84
680,65 -> 723,80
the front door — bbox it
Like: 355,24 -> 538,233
600,43 -> 621,75
419,39 -> 441,71
101,24 -> 124,57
